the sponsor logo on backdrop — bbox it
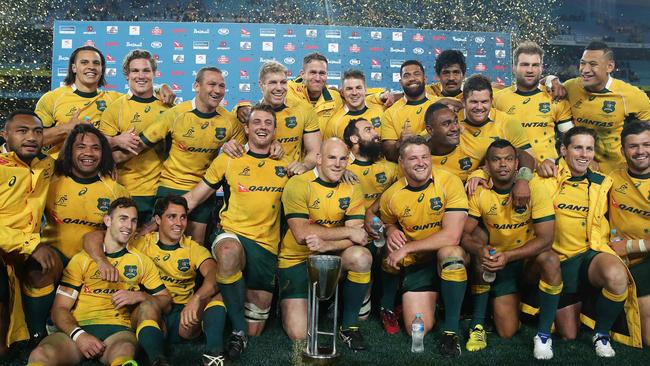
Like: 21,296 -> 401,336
392,32 -> 403,41
173,54 -> 184,64
240,28 -> 251,37
369,47 -> 383,52
412,33 -> 424,42
262,42 -> 273,51
452,36 -> 466,42
370,31 -> 382,40
475,48 -> 487,57
217,55 -> 229,64
196,55 -> 206,64
193,41 -> 209,50
284,57 -> 295,64
284,29 -> 296,37
496,77 -> 505,85
371,72 -> 382,81
57,68 -> 67,76
349,44 -> 361,53
329,59 -> 341,64
474,63 -> 487,71
325,30 -> 341,38
392,73 -> 400,82
240,70 -> 249,79
390,47 -> 405,53
495,36 -> 505,46
106,26 -> 118,34
260,28 -> 276,37
328,43 -> 339,53
106,54 -> 115,63
83,26 -> 95,35
106,68 -> 117,77
173,41 -> 183,50
493,65 -> 506,70
126,42 -> 142,47
151,26 -> 163,35
239,83 -> 251,92
217,41 -> 230,50
283,43 -> 296,51
240,41 -> 252,50
84,40 -> 96,47
495,50 -> 506,58
104,41 -> 119,47
194,28 -> 209,34
306,29 -> 317,38
151,41 -> 162,48
172,28 -> 187,33
218,28 -> 230,35
474,36 -> 486,44
349,31 -> 361,39
59,25 -> 76,34
239,57 -> 252,62
389,60 -> 403,68
349,59 -> 361,66
327,71 -> 341,80
413,47 -> 424,55
433,35 -> 446,40
58,55 -> 69,61
371,59 -> 381,68
305,45 -> 318,50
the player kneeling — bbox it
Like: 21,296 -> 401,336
28,198 -> 172,366
461,139 -> 560,359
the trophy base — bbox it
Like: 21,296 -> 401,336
303,348 -> 340,365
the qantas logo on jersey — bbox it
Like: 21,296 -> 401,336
617,204 -> 650,217
247,185 -> 284,192
315,219 -> 344,226
412,221 -> 442,231
61,218 -> 104,227
556,203 -> 588,212
492,221 -> 529,230
185,147 -> 220,154
522,122 -> 549,128
276,136 -> 299,143
575,118 -> 613,128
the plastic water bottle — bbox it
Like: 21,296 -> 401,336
83,116 -> 90,122
411,313 -> 425,353
610,229 -> 622,242
372,217 -> 385,248
482,248 -> 497,283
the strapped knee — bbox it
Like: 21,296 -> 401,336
244,302 -> 270,323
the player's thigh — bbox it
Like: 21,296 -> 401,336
101,330 -> 137,365
281,298 -> 308,340
587,251 -> 627,291
492,294 -> 520,338
402,291 -> 437,335
28,332 -> 83,365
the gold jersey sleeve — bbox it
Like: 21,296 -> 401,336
494,86 -> 573,162
380,96 -> 439,141
324,104 -> 384,140
379,169 -> 468,265
100,94 -> 169,196
43,175 -> 129,259
35,86 -> 122,158
140,104 -> 245,190
468,177 -> 555,252
565,77 -> 650,173
286,78 -> 344,132
129,232 -> 212,305
60,248 -> 166,327
279,169 -> 365,268
460,108 -> 533,162
204,151 -> 289,253
274,101 -> 320,163
0,152 -> 54,255
608,168 -> 650,241
346,158 -> 399,209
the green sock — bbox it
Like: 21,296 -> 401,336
380,270 -> 400,311
203,302 -> 227,353
440,267 -> 467,334
21,286 -> 55,336
219,276 -> 247,333
342,276 -> 370,328
537,281 -> 562,334
594,288 -> 626,335
470,285 -> 490,328
136,321 -> 165,362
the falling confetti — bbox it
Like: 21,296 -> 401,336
0,0 -> 561,122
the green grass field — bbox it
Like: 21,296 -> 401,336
5,314 -> 650,365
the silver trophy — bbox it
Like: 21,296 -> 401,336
303,255 -> 342,364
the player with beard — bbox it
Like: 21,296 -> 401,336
0,110 -> 57,352
539,127 -> 638,356
461,139 -> 560,359
35,46 -> 175,159
427,50 -> 467,100
425,103 -> 478,182
127,67 -> 245,244
342,118 -> 400,330
494,41 -> 574,173
558,41 -> 650,174
607,121 -> 650,346
381,60 -> 442,162
325,70 -> 386,140
381,136 -> 468,357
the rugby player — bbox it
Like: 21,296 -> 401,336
560,41 -> 650,174
461,139 -> 560,359
381,135 -> 468,357
607,121 -> 650,345
493,41 -> 574,172
541,127 -> 633,357
27,198 -> 172,366
100,49 -> 170,224
426,50 -> 467,99
0,110 -> 58,351
183,104 -> 289,359
279,138 -> 371,351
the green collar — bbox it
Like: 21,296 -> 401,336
192,109 -> 219,119
105,247 -> 128,258
405,178 -> 432,192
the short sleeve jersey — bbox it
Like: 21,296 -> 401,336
42,174 -> 130,259
140,100 -> 245,190
279,169 -> 365,268
60,248 -> 166,327
608,168 -> 650,240
203,151 -> 289,253
324,104 -> 384,140
381,96 -> 440,141
130,232 -> 212,305
272,101 -> 320,163
494,86 -> 573,162
468,177 -> 555,252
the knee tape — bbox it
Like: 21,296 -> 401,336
244,302 -> 270,322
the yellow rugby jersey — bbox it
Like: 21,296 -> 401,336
324,104 -> 384,140
140,100 -> 245,190
430,144 -> 479,183
129,232 -> 212,305
609,168 -> 650,240
100,92 -> 169,196
0,151 -> 54,255
565,77 -> 650,173
60,247 -> 166,327
203,151 -> 288,253
279,169 -> 365,268
494,86 -> 573,162
287,78 -> 343,132
381,96 -> 440,141
273,101 -> 320,163
42,174 -> 130,260
379,169 -> 468,266
347,158 -> 400,209
468,177 -> 555,252
35,85 -> 122,158
426,82 -> 463,100
460,108 -> 533,162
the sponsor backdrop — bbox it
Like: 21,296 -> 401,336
53,21 -> 511,107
